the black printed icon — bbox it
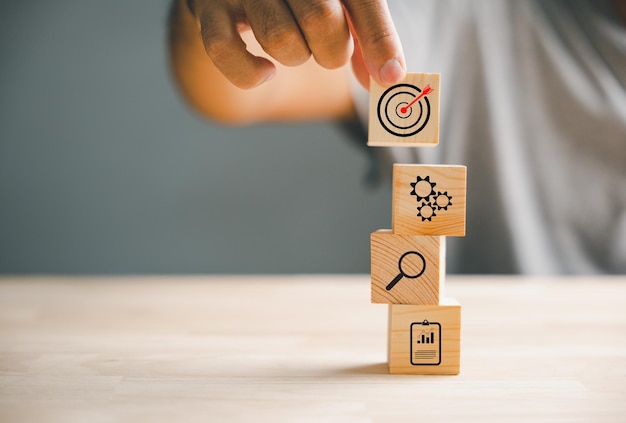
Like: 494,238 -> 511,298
410,176 -> 453,221
410,176 -> 436,202
385,251 -> 426,291
434,192 -> 452,210
410,320 -> 441,366
377,84 -> 433,137
417,202 -> 436,221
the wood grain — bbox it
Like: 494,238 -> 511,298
1,275 -> 625,422
388,300 -> 461,375
370,230 -> 445,304
368,73 -> 440,147
392,164 -> 467,236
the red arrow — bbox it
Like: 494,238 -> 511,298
400,84 -> 433,115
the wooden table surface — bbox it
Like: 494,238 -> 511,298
0,275 -> 624,422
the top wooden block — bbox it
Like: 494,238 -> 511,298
368,73 -> 440,147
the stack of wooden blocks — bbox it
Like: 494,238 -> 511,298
368,73 -> 467,375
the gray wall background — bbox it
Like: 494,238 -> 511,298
0,1 -> 391,274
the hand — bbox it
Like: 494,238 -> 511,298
186,0 -> 405,89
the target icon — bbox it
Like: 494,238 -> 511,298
377,83 -> 433,138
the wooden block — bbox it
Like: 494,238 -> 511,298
368,73 -> 440,147
392,164 -> 466,236
371,230 -> 445,305
388,300 -> 461,375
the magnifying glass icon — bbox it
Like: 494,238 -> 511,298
385,251 -> 426,291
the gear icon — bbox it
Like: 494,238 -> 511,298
410,176 -> 436,202
416,202 -> 436,221
434,191 -> 453,210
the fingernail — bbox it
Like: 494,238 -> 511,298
379,59 -> 404,85
261,68 -> 276,84
252,68 -> 276,88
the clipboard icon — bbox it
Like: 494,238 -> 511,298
410,320 -> 441,365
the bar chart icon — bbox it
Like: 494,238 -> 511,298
410,320 -> 441,365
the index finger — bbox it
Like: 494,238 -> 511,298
343,0 -> 405,87
196,6 -> 276,89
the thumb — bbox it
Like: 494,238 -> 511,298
344,0 -> 405,87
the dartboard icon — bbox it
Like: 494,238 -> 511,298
377,83 -> 432,137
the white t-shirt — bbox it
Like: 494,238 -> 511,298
351,0 -> 626,274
